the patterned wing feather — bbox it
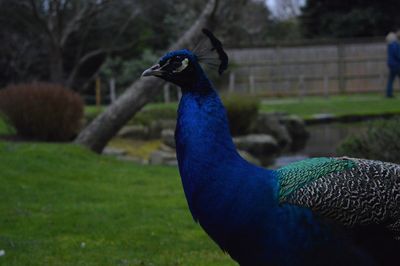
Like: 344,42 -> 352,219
278,157 -> 356,200
278,157 -> 400,237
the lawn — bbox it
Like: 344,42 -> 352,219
2,94 -> 398,265
0,141 -> 234,266
259,94 -> 400,118
86,94 -> 400,124
0,115 -> 14,135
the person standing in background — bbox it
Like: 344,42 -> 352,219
386,32 -> 400,98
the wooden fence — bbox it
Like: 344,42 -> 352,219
225,40 -> 391,97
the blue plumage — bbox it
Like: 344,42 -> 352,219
142,30 -> 400,265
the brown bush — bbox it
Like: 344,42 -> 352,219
0,82 -> 84,141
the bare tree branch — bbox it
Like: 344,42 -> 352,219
111,8 -> 141,47
60,4 -> 90,47
66,32 -> 139,88
60,0 -> 114,47
62,0 -> 72,10
65,48 -> 106,87
28,0 -> 56,44
66,5 -> 141,87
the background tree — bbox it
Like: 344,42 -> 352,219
1,0 -> 139,89
300,0 -> 400,38
215,0 -> 303,46
216,0 -> 272,47
273,0 -> 303,20
99,50 -> 159,92
0,0 -> 174,90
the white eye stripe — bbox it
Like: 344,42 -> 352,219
174,58 -> 189,73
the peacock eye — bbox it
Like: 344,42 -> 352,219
172,61 -> 182,68
171,57 -> 189,73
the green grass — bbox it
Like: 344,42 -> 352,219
260,94 -> 400,118
84,103 -> 177,115
142,102 -> 177,111
0,114 -> 15,135
0,141 -> 234,266
85,94 -> 400,123
84,106 -> 105,121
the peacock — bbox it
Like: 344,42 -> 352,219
142,29 -> 400,266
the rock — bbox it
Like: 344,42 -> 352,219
281,115 -> 309,151
103,147 -> 127,156
149,150 -> 177,166
161,129 -> 175,148
238,150 -> 261,166
308,113 -> 336,124
282,115 -> 309,138
148,120 -> 176,139
159,143 -> 175,153
312,113 -> 335,120
250,113 -> 292,148
234,134 -> 279,157
117,125 -> 149,139
119,156 -> 146,164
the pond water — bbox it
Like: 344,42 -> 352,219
272,122 -> 366,168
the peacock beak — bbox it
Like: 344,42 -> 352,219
142,64 -> 163,77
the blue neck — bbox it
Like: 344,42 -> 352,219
174,72 -> 289,259
175,77 -> 245,216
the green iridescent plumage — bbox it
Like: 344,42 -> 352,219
277,157 -> 356,201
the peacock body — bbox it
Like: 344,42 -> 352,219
142,30 -> 400,266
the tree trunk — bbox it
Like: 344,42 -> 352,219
74,0 -> 219,153
49,45 -> 64,84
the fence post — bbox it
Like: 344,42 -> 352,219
109,78 -> 116,103
297,75 -> 305,100
337,43 -> 346,93
379,73 -> 385,91
163,83 -> 170,103
95,76 -> 101,109
275,46 -> 282,96
249,74 -> 255,94
323,75 -> 329,98
177,86 -> 182,101
229,72 -> 235,93
285,80 -> 291,96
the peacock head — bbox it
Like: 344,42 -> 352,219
142,49 -> 199,88
142,29 -> 228,89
